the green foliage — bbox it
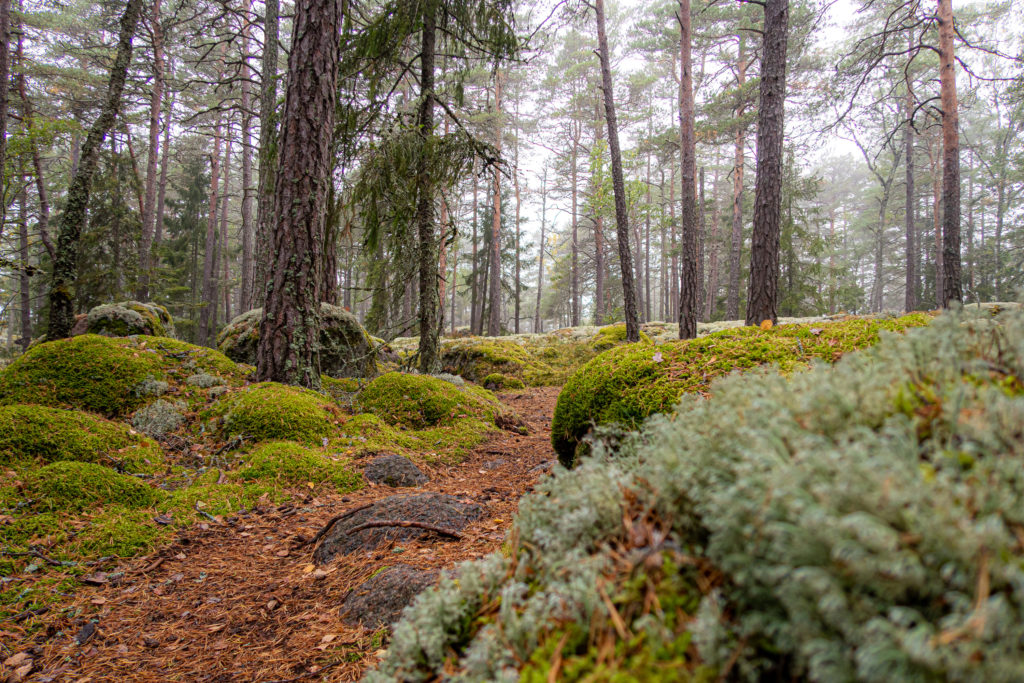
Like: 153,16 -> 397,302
368,305 -> 1024,682
0,404 -> 162,470
24,461 -> 164,512
551,313 -> 933,466
236,441 -> 363,491
212,382 -> 340,443
358,372 -> 501,429
0,334 -> 243,417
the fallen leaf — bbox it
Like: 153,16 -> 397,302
90,597 -> 107,605
3,652 -> 31,668
759,319 -> 773,330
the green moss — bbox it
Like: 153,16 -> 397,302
236,441 -> 363,491
552,313 -> 933,466
440,338 -> 554,384
322,375 -> 363,401
0,405 -> 162,470
68,505 -> 171,558
24,461 -> 164,512
160,481 -> 277,518
482,373 -> 526,390
212,382 -> 340,443
358,372 -> 501,429
591,323 -> 653,351
85,301 -> 175,338
0,334 -> 244,417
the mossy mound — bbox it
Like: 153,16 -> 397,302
552,313 -> 932,467
367,305 -> 1024,683
73,300 -> 175,338
24,461 -> 163,512
236,441 -> 362,491
217,303 -> 379,378
482,373 -> 526,390
213,382 -> 340,443
439,337 -> 552,385
589,323 -> 652,351
0,405 -> 162,470
357,372 -> 500,429
0,334 -> 244,417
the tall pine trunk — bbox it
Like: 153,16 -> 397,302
745,0 -> 788,327
239,14 -> 255,311
136,0 -> 163,300
705,167 -> 721,320
726,36 -> 746,320
47,0 -> 144,339
937,0 -> 961,305
197,117 -> 222,345
677,0 -> 698,339
904,79 -> 916,312
253,0 -> 279,307
255,0 -> 340,388
487,72 -> 503,337
415,4 -> 441,371
535,168 -> 547,333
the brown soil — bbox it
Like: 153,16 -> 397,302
24,387 -> 559,682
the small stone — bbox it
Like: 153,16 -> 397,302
340,565 -> 438,629
363,454 -> 429,488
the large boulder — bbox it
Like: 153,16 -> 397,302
341,565 -> 439,628
72,301 -> 175,338
217,303 -> 378,378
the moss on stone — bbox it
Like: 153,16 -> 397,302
358,372 -> 501,429
161,481 -> 278,518
213,382 -> 340,443
590,323 -> 653,352
68,505 -> 171,558
25,461 -> 164,512
0,404 -> 163,470
440,337 -> 553,385
236,441 -> 363,491
80,301 -> 175,338
551,313 -> 934,466
482,373 -> 526,390
0,334 -> 244,417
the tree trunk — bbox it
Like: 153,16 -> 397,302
16,20 -> 54,260
219,131 -> 232,323
254,0 -> 340,388
18,179 -> 30,351
136,0 -> 163,300
0,0 -> 10,209
46,0 -> 144,339
253,0 -> 280,307
469,157 -> 480,334
513,103 -> 522,334
937,0 -> 961,306
415,5 -> 441,371
593,102 -> 605,326
487,72 -> 503,337
197,118 -> 223,345
155,76 -> 173,248
904,81 -> 916,312
239,14 -> 255,311
726,35 -> 746,320
705,167 -> 721,320
745,0 -> 788,327
570,131 -> 580,326
535,168 -> 547,333
677,0 -> 698,339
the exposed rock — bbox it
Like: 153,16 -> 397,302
363,454 -> 428,488
340,565 -> 438,628
72,301 -> 175,338
313,493 -> 483,563
216,303 -> 379,378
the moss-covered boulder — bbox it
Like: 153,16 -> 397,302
236,441 -> 362,491
439,337 -> 552,385
0,405 -> 162,469
72,301 -> 176,338
589,323 -> 652,351
551,313 -> 933,466
357,372 -> 501,429
217,303 -> 379,378
24,461 -> 163,512
482,373 -> 526,390
0,334 -> 243,417
212,382 -> 340,443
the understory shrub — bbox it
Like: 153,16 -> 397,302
368,305 -> 1024,682
551,313 -> 932,466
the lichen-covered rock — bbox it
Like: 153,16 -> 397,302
0,404 -> 162,470
211,383 -> 340,443
72,301 -> 175,338
363,454 -> 428,487
357,372 -> 502,429
235,441 -> 361,491
216,303 -> 379,378
313,493 -> 483,563
0,334 -> 243,417
551,313 -> 933,467
131,399 -> 185,438
341,565 -> 439,628
25,461 -> 163,512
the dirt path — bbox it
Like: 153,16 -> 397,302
30,388 -> 560,682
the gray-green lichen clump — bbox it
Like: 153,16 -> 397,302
366,304 -> 1024,682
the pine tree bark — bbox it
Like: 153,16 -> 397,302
18,178 -> 30,351
239,13 -> 255,311
253,0 -> 280,307
937,0 -> 961,306
219,132 -> 232,323
255,0 -> 340,388
487,72 -> 503,337
595,0 -> 639,341
469,157 -> 480,334
570,127 -> 580,327
726,35 -> 746,320
155,76 -> 173,248
197,117 -> 222,345
46,0 -> 144,339
415,3 -> 441,371
136,0 -> 163,300
904,81 -> 916,312
593,100 -> 605,326
745,0 -> 788,327
677,0 -> 698,339
0,0 -> 9,204
534,168 -> 547,333
16,20 -> 54,260
705,167 -> 721,320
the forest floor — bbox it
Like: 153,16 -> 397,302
24,388 -> 560,682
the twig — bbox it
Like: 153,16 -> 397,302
345,520 -> 463,540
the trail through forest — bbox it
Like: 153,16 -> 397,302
29,388 -> 560,682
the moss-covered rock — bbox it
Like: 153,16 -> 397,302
551,313 -> 933,466
73,301 -> 176,338
357,372 -> 501,429
0,405 -> 162,470
236,441 -> 362,491
217,303 -> 379,378
439,337 -> 553,385
0,334 -> 244,417
590,323 -> 652,351
212,382 -> 340,443
482,373 -> 526,390
24,461 -> 164,512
